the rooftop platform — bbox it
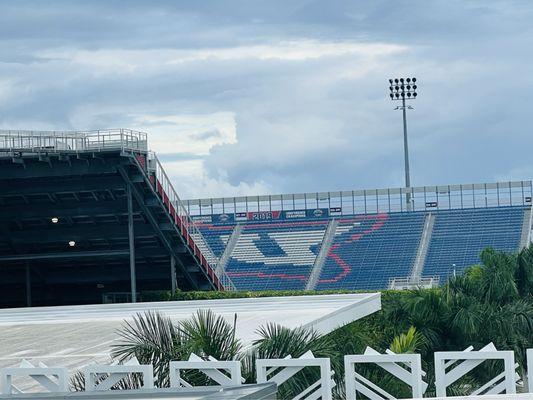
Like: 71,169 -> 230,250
0,293 -> 381,392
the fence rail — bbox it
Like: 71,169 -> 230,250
147,152 -> 236,291
185,180 -> 533,216
0,129 -> 148,153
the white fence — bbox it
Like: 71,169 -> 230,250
1,345 -> 532,399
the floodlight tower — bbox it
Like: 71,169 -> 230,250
389,77 -> 418,210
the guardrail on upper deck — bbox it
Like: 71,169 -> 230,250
184,180 -> 533,217
146,152 -> 236,291
0,129 -> 148,154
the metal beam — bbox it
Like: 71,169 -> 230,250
0,250 -> 130,262
25,263 -> 31,307
0,201 -> 131,222
117,166 -> 201,290
2,224 -> 155,244
171,257 -> 177,292
127,184 -> 137,303
0,158 -> 120,179
0,175 -> 126,197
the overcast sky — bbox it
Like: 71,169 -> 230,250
1,0 -> 532,199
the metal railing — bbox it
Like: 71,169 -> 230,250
0,129 -> 148,153
185,180 -> 533,216
388,276 -> 440,290
147,152 -> 236,291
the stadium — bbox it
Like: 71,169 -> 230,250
1,129 -> 531,307
1,3 -> 533,398
0,129 -> 532,399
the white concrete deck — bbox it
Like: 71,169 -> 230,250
0,293 -> 381,379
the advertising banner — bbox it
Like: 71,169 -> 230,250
247,211 -> 282,221
235,212 -> 248,222
213,213 -> 234,223
329,207 -> 342,216
307,208 -> 328,218
191,215 -> 212,223
285,210 -> 307,219
198,208 -> 331,224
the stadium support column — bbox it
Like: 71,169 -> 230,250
170,257 -> 177,293
127,184 -> 137,303
25,262 -> 31,307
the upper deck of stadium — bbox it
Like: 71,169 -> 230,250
0,129 -> 233,308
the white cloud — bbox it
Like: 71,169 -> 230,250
162,159 -> 272,199
1,1 -> 533,200
37,40 -> 406,75
132,112 -> 237,155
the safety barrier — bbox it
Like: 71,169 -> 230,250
147,152 -> 235,291
1,344 -> 532,398
0,129 -> 147,153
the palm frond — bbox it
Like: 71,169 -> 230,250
180,309 -> 242,361
390,326 -> 425,354
111,310 -> 184,387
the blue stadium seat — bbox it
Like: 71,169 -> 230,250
226,219 -> 329,290
316,212 -> 425,291
197,223 -> 235,258
194,205 -> 528,291
422,206 -> 526,281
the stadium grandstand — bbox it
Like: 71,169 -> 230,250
0,129 -> 531,307
0,129 -> 234,308
187,182 -> 532,292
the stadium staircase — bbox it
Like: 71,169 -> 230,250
133,153 -> 235,291
389,212 -> 438,290
217,223 -> 243,275
306,219 -> 338,290
520,206 -> 532,248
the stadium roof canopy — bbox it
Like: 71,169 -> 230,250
0,293 -> 381,379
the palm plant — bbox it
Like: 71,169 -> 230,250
249,323 -> 341,398
72,245 -> 533,396
389,326 -> 424,354
108,308 -> 337,394
180,309 -> 242,361
111,309 -> 241,387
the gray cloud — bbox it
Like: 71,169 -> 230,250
193,130 -> 223,141
0,0 -> 532,199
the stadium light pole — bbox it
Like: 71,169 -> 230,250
389,77 -> 418,210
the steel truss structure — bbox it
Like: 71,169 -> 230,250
256,351 -> 334,400
84,359 -> 154,391
1,360 -> 68,395
169,354 -> 243,388
0,129 -> 233,308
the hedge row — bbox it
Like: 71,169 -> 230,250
139,289 -> 368,302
